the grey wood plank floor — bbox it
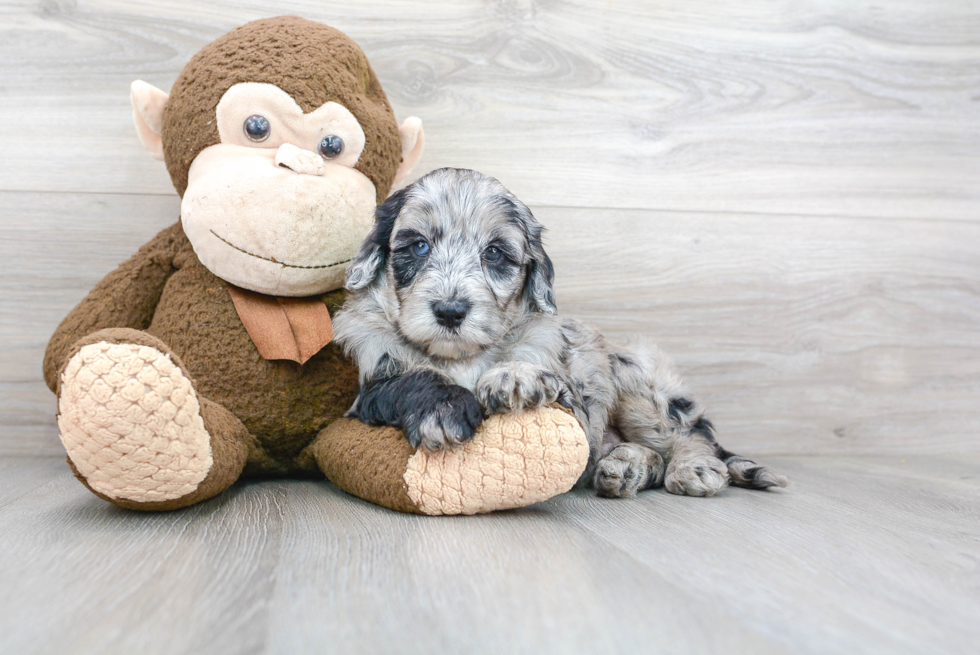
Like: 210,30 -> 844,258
1,454 -> 977,655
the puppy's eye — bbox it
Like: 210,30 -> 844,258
483,246 -> 502,262
412,240 -> 430,257
318,135 -> 344,159
244,115 -> 271,142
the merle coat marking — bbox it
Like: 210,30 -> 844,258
335,168 -> 787,497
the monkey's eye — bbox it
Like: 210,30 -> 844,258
318,135 -> 345,159
243,115 -> 271,142
483,246 -> 502,262
412,240 -> 430,257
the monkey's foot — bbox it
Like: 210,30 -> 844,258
404,407 -> 589,514
314,406 -> 589,515
58,341 -> 213,503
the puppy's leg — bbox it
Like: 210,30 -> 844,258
354,370 -> 483,451
666,416 -> 789,496
593,442 -> 665,498
476,361 -> 564,414
615,395 -> 730,497
662,420 -> 731,497
717,442 -> 790,490
609,341 -> 786,497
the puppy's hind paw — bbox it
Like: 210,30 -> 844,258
665,456 -> 730,497
593,444 -> 665,498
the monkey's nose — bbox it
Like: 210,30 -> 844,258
432,299 -> 471,329
275,143 -> 325,176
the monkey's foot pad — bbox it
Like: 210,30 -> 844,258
58,342 -> 213,502
405,407 -> 589,515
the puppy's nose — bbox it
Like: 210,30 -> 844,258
432,299 -> 470,329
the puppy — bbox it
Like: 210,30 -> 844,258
334,168 -> 787,497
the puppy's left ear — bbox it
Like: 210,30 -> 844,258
346,187 -> 411,291
518,204 -> 557,314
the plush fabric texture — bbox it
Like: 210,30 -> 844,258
43,18 -> 590,515
130,80 -> 167,160
59,340 -> 213,502
226,285 -> 335,364
162,16 -> 401,202
44,223 -> 360,474
44,226 -> 180,395
58,328 -> 250,511
44,221 -> 590,512
67,395 -> 253,512
215,84 -> 367,170
312,406 -> 589,516
180,141 -> 375,296
310,419 -> 421,514
405,406 -> 589,515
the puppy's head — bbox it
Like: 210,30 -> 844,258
346,168 -> 556,359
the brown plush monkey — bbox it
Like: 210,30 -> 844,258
43,17 -> 588,515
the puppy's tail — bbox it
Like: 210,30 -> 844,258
717,446 -> 789,489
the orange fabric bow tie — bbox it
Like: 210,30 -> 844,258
226,284 -> 334,364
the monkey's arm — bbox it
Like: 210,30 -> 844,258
43,222 -> 184,392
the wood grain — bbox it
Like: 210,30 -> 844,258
0,456 -> 67,508
0,191 -> 181,455
553,455 -> 980,655
0,466 -> 285,655
537,206 -> 980,456
263,479 -> 785,654
4,192 -> 978,456
0,454 -> 977,654
1,1 -> 978,219
2,4 -> 979,654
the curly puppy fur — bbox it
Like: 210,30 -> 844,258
335,168 -> 787,497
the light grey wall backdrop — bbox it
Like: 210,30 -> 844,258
1,0 -> 978,456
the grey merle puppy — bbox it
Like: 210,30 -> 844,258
334,168 -> 787,497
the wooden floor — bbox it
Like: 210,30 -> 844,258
0,454 -> 978,655
1,1 -> 979,653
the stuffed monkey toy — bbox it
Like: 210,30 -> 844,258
43,17 -> 588,515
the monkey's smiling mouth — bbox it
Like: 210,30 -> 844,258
210,230 -> 350,270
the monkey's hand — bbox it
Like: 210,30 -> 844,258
477,362 -> 565,415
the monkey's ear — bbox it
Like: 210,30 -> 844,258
346,187 -> 411,291
130,80 -> 169,161
392,117 -> 425,189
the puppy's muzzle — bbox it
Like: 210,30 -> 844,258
432,299 -> 471,329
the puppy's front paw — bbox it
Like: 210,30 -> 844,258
403,386 -> 483,451
477,362 -> 564,414
665,455 -> 730,497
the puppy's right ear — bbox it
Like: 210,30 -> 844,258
510,196 -> 557,315
345,187 -> 411,291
